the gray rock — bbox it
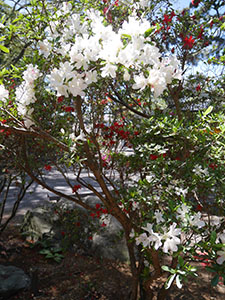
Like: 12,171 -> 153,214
20,195 -> 130,262
91,215 -> 129,262
20,207 -> 56,242
0,265 -> 30,299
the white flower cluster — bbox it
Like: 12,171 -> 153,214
0,85 -> 9,102
176,203 -> 205,228
193,164 -> 209,177
135,222 -> 181,253
15,64 -> 40,127
41,4 -> 182,100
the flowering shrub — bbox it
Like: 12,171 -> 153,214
0,1 -> 224,299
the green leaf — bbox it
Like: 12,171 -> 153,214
205,266 -> 216,273
203,106 -> 213,117
210,231 -> 217,244
144,27 -> 155,38
211,274 -> 219,286
0,44 -> 9,53
176,275 -> 183,289
162,265 -> 175,274
165,274 -> 176,289
121,34 -> 131,40
162,265 -> 170,272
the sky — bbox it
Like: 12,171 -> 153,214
4,0 -> 192,10
173,0 -> 192,10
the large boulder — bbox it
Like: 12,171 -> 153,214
91,214 -> 129,262
20,206 -> 58,242
20,195 -> 130,262
0,265 -> 30,299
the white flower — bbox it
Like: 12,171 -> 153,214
73,53 -> 89,70
142,223 -> 154,234
23,64 -> 40,84
0,23 -> 5,29
176,204 -> 190,220
38,40 -> 51,58
132,201 -> 139,211
100,34 -> 123,63
14,65 -> 40,126
210,216 -> 222,228
193,165 -> 209,177
85,70 -> 98,85
147,68 -> 167,98
142,223 -> 162,250
101,63 -> 117,78
0,85 -> 9,102
216,247 -> 225,265
154,210 -> 164,224
132,73 -> 148,90
68,76 -> 87,97
75,131 -> 86,142
152,233 -> 163,250
146,173 -> 155,183
123,69 -> 131,81
162,223 -> 181,253
16,83 -> 36,106
190,212 -> 205,228
139,0 -> 149,8
61,2 -> 72,13
135,232 -> 150,247
119,15 -> 149,38
217,230 -> 225,244
175,187 -> 188,197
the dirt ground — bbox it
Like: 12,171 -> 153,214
0,224 -> 225,300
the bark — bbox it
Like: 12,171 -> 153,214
168,83 -> 182,121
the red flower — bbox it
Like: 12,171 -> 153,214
57,96 -> 64,103
150,154 -> 158,160
101,222 -> 107,227
64,106 -> 74,112
183,35 -> 195,49
196,204 -> 203,211
1,120 -> 7,124
191,0 -> 200,7
196,84 -> 201,92
163,11 -> 175,25
61,231 -> 65,236
72,184 -> 81,193
88,236 -> 93,240
174,156 -> 181,161
209,163 -> 218,170
96,203 -> 101,210
44,165 -> 52,171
